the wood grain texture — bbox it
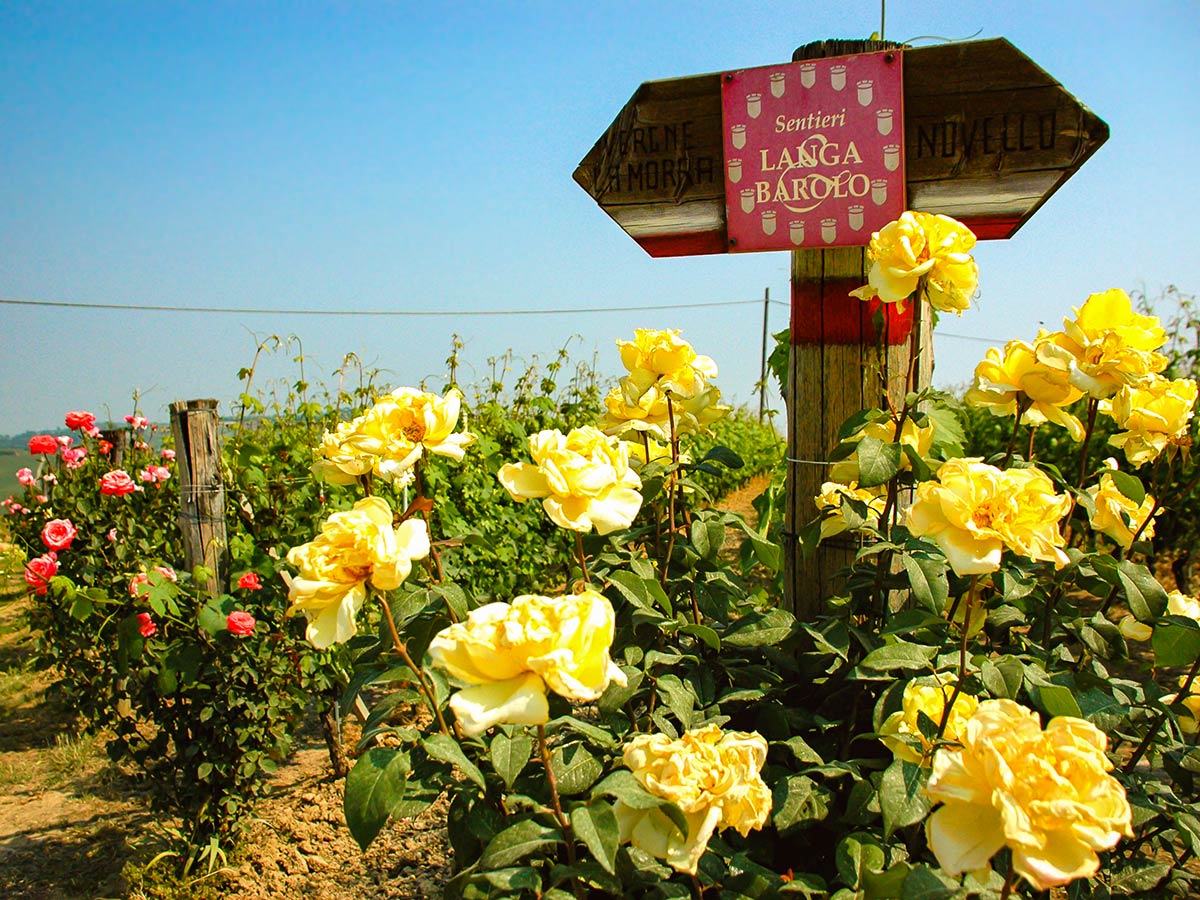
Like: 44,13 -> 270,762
170,399 -> 229,599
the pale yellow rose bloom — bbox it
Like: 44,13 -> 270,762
828,417 -> 936,485
926,699 -> 1132,891
879,676 -> 979,764
616,329 -> 719,401
286,497 -> 430,648
312,387 -> 475,484
849,211 -> 978,314
1105,375 -> 1198,466
613,725 -> 771,874
497,426 -> 643,534
1162,676 -> 1200,734
964,336 -> 1085,440
814,481 -> 887,540
1087,471 -> 1157,549
597,381 -> 729,440
907,459 -> 1069,576
427,590 -> 626,737
1038,289 -> 1168,398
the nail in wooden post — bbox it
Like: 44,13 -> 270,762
170,399 -> 229,598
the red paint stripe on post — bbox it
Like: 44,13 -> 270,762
636,230 -> 727,258
791,277 -> 913,345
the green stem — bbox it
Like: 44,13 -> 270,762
938,576 -> 977,740
1075,399 -> 1101,489
999,864 -> 1017,900
1124,655 -> 1200,773
1002,398 -> 1031,469
380,593 -> 453,737
661,396 -> 679,587
574,531 -> 591,586
537,725 -> 579,873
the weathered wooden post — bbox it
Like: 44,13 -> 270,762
573,36 -> 1108,616
99,427 -> 128,467
170,399 -> 229,598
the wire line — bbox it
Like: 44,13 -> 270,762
0,296 -> 761,316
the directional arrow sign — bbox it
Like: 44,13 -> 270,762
574,38 -> 1108,256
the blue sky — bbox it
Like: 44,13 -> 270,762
1,1 -> 1197,434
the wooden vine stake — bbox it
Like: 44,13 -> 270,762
170,398 -> 229,598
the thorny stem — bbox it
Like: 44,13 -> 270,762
1002,398 -> 1032,469
690,872 -> 706,899
380,594 -> 453,737
1124,655 -> 1200,773
938,576 -> 978,740
1075,398 -> 1101,489
574,531 -> 591,586
999,865 -> 1017,900
1039,582 -> 1066,658
661,396 -> 680,588
537,725 -> 579,872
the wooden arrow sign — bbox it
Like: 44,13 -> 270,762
574,38 -> 1108,256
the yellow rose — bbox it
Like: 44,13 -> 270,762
1119,590 -> 1199,643
1038,289 -> 1168,398
1162,676 -> 1200,734
926,699 -> 1131,891
613,725 -> 771,874
964,336 -> 1085,439
616,329 -> 719,401
1105,375 -> 1197,466
497,426 -> 643,534
814,481 -> 887,540
878,676 -> 979,765
828,416 -> 936,485
597,381 -> 729,440
286,497 -> 430,648
849,211 -> 978,314
1087,471 -> 1157,549
907,459 -> 1070,576
312,387 -> 476,484
427,589 -> 626,737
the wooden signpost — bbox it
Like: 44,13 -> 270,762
574,37 -> 1108,615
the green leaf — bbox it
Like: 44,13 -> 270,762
480,819 -> 562,869
690,519 -> 726,562
1153,616 -> 1200,667
570,801 -> 620,874
424,734 -> 487,790
856,436 -> 903,489
344,748 -> 412,851
1035,684 -> 1083,718
723,608 -> 795,647
898,864 -> 959,900
902,555 -> 948,613
773,775 -> 831,833
879,759 -> 931,838
608,570 -> 673,616
197,601 -> 229,635
430,583 -> 469,622
655,674 -> 696,728
591,769 -> 687,835
859,642 -> 938,671
1107,861 -> 1171,895
836,832 -> 886,890
980,657 -> 1024,700
700,445 -> 744,469
678,623 -> 720,651
1118,560 -> 1168,621
69,595 -> 94,621
1109,470 -> 1146,506
551,744 -> 603,795
780,735 -> 824,764
489,732 -> 532,790
482,867 -> 541,893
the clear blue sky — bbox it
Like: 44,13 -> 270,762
2,1 -> 1197,434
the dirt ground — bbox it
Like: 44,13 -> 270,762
0,477 -> 771,900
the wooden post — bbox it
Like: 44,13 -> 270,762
783,246 -> 932,618
170,399 -> 229,598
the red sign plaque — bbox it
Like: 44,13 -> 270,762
721,51 -> 905,252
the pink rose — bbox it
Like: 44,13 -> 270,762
35,494 -> 47,504
41,519 -> 77,551
98,439 -> 113,455
136,612 -> 157,638
151,466 -> 170,482
160,449 -> 176,461
62,447 -> 87,469
28,435 -> 57,455
128,566 -> 176,598
25,554 -> 59,595
226,611 -> 256,636
42,473 -> 56,484
84,426 -> 101,439
139,468 -> 156,483
155,565 -> 177,582
106,528 -> 118,542
237,572 -> 263,591
56,435 -> 73,449
16,468 -> 35,487
64,411 -> 96,431
124,414 -> 149,429
100,470 -> 138,496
